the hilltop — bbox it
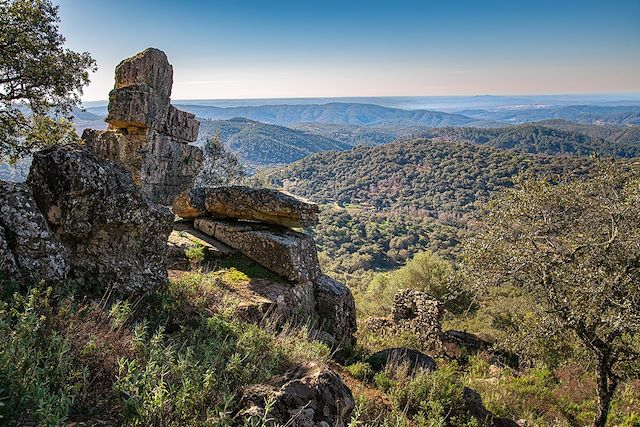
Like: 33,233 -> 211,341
197,117 -> 350,166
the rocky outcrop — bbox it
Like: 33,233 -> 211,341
171,187 -> 207,219
83,48 -> 203,205
235,279 -> 317,326
0,181 -> 67,283
27,144 -> 174,294
194,218 -> 321,283
368,348 -> 436,375
314,275 -> 357,347
237,362 -> 354,427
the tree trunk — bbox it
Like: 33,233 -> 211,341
593,359 -> 617,427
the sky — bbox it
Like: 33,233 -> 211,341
54,0 -> 640,101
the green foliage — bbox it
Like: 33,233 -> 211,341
465,163 -> 640,426
195,130 -> 245,187
346,362 -> 374,381
387,364 -> 475,426
0,287 -> 88,425
184,241 -> 205,268
0,0 -> 96,162
362,251 -> 471,317
198,118 -> 350,168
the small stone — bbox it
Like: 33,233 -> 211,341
368,348 -> 436,375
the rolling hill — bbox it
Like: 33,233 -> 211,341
197,118 -> 351,166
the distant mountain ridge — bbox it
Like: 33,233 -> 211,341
177,102 -> 476,127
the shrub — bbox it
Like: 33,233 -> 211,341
0,287 -> 88,425
347,362 -> 374,381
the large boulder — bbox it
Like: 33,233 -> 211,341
235,279 -> 317,327
368,348 -> 436,376
27,144 -> 174,295
237,362 -> 354,427
194,218 -> 321,282
313,275 -> 356,347
0,181 -> 67,283
203,186 -> 319,228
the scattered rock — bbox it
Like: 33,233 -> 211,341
237,362 -> 354,427
368,348 -> 436,375
194,218 -> 321,282
204,186 -> 319,227
0,180 -> 67,283
27,144 -> 174,295
314,275 -> 356,347
365,289 -> 444,350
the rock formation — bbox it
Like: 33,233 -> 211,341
175,188 -> 356,347
83,48 -> 203,205
27,144 -> 174,294
237,362 -> 355,426
0,181 -> 68,283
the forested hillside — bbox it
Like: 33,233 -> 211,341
197,118 -> 350,166
264,139 -> 598,284
402,124 -> 640,157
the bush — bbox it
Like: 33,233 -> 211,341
346,362 -> 374,381
0,287 -> 88,425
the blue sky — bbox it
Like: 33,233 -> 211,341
55,0 -> 640,101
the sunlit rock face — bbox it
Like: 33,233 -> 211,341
83,48 -> 202,205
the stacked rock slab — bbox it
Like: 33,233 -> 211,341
83,48 -> 203,205
174,185 -> 357,347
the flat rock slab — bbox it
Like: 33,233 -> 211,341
204,186 -> 319,228
194,218 -> 320,283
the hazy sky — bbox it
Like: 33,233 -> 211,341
55,0 -> 640,101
